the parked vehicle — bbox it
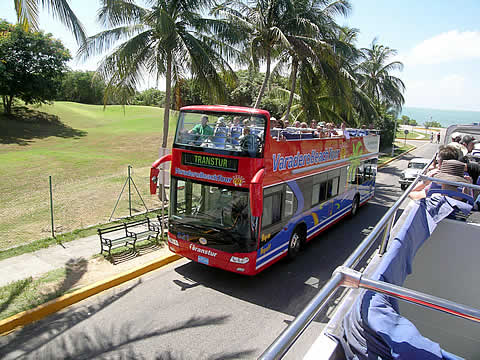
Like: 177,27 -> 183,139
260,124 -> 480,360
399,157 -> 430,190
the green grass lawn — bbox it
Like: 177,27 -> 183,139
378,142 -> 415,165
0,102 -> 176,250
396,129 -> 431,140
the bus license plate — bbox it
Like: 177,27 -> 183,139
198,256 -> 209,265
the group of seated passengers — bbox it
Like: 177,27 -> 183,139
409,144 -> 480,211
270,118 -> 373,140
186,115 -> 263,152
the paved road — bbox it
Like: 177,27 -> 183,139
1,141 -> 439,360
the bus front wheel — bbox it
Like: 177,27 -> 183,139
288,228 -> 303,259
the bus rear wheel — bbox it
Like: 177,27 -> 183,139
351,195 -> 360,216
288,228 -> 304,260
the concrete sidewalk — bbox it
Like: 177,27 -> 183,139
0,235 -> 100,287
0,234 -> 176,288
0,233 -> 180,335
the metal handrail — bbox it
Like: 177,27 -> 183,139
419,175 -> 480,191
259,156 -> 480,359
337,267 -> 480,323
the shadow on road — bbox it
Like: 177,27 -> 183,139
174,201 -> 394,323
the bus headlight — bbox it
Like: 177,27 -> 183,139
230,256 -> 249,264
168,236 -> 179,246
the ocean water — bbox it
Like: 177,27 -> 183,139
401,107 -> 480,128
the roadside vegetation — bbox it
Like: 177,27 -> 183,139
0,268 -> 67,321
378,142 -> 415,166
1,0 -> 410,253
396,129 -> 431,140
0,102 -> 175,250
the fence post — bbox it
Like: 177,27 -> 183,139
49,175 -> 55,239
128,165 -> 132,217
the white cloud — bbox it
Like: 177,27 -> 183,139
405,30 -> 480,65
404,73 -> 480,111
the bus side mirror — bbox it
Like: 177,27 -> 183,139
150,154 -> 172,195
150,167 -> 160,194
249,168 -> 265,217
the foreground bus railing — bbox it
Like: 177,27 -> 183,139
336,266 -> 480,323
259,158 -> 480,360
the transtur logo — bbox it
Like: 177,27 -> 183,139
189,244 -> 218,257
232,175 -> 245,187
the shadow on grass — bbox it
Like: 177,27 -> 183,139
0,257 -> 89,321
0,106 -> 87,145
0,278 -> 32,315
0,277 -> 252,359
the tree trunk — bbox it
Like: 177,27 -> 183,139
162,52 -> 172,149
3,95 -> 13,114
254,48 -> 271,109
285,57 -> 298,124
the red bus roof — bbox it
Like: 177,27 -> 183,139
180,105 -> 270,117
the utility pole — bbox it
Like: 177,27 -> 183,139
391,117 -> 397,157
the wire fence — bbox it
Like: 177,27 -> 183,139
0,160 -> 170,251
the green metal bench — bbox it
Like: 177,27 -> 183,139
125,217 -> 161,245
98,217 -> 161,258
98,223 -> 137,258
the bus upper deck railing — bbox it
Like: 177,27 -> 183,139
259,157 -> 480,360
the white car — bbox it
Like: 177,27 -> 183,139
399,158 -> 430,190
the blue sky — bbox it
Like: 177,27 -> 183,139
2,0 -> 480,111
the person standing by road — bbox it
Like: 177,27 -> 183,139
436,132 -> 441,144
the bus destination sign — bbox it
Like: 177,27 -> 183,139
182,153 -> 238,172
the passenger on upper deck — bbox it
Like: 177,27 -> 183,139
229,116 -> 243,146
410,158 -> 472,201
328,123 -> 339,136
410,145 -> 461,199
188,115 -> 213,145
461,135 -> 477,155
212,117 -> 228,148
314,125 -> 326,138
239,126 -> 260,157
339,122 -> 350,139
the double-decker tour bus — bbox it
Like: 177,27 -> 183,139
150,105 -> 380,275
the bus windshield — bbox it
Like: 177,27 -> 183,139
174,111 -> 266,157
169,177 -> 256,252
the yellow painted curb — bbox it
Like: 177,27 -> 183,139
0,254 -> 182,336
378,145 -> 417,169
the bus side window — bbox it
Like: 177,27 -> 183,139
263,186 -> 283,227
327,177 -> 339,198
284,185 -> 297,218
312,173 -> 328,205
340,167 -> 348,191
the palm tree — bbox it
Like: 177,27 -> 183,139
78,0 -> 240,148
281,0 -> 351,123
356,38 -> 405,112
215,0 -> 296,108
13,0 -> 86,44
327,26 -> 377,126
